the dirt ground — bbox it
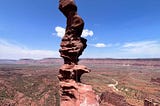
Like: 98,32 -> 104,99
0,58 -> 160,106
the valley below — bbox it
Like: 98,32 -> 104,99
0,58 -> 160,106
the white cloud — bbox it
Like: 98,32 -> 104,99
3,38 -> 159,59
93,43 -> 107,48
0,39 -> 59,59
123,41 -> 157,48
122,40 -> 160,58
54,26 -> 65,38
81,29 -> 93,37
84,40 -> 160,58
88,43 -> 112,48
54,26 -> 93,38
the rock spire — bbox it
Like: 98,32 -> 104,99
58,0 -> 99,106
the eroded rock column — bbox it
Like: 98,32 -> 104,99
57,0 -> 99,106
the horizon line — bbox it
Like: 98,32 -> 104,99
1,57 -> 160,61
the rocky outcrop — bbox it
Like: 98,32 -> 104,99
144,99 -> 159,106
58,0 -> 99,106
151,77 -> 160,84
100,91 -> 134,106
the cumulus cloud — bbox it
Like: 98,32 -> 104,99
54,26 -> 93,38
54,26 -> 65,38
0,39 -> 59,59
81,29 -> 93,37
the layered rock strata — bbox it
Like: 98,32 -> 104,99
58,0 -> 99,105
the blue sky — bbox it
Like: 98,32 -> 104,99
0,0 -> 160,59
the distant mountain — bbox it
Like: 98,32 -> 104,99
0,58 -> 63,65
0,58 -> 160,66
38,58 -> 63,64
0,59 -> 17,64
16,59 -> 36,64
16,58 -> 63,65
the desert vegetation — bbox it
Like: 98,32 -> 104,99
0,58 -> 160,106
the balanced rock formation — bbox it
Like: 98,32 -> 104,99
58,0 -> 99,106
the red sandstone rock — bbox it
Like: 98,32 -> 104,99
100,91 -> 133,106
59,80 -> 99,106
58,65 -> 90,82
58,64 -> 99,106
151,77 -> 160,84
144,99 -> 159,106
57,0 -> 99,105
59,0 -> 86,65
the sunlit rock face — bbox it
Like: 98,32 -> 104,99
59,0 -> 87,65
57,0 -> 99,105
